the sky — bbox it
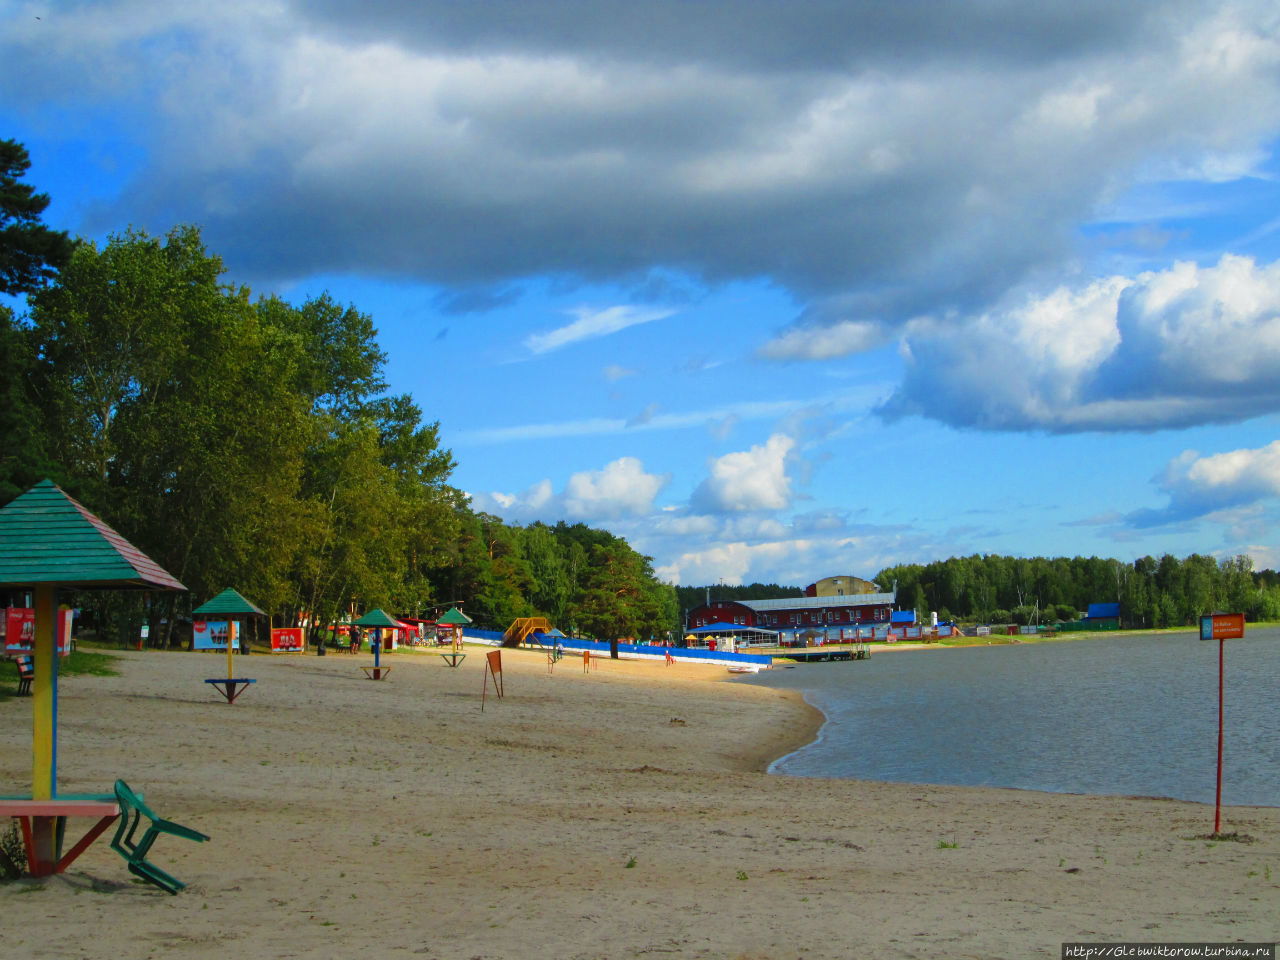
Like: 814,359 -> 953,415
3,1 -> 1280,586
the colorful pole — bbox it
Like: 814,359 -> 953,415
227,619 -> 236,681
31,584 -> 57,800
1215,636 -> 1225,835
30,584 -> 59,869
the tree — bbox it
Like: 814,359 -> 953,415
0,139 -> 76,295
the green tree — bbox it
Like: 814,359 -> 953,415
0,139 -> 76,295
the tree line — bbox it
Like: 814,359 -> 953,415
0,139 -> 677,646
874,553 -> 1280,628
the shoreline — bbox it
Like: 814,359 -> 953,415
3,644 -> 1277,958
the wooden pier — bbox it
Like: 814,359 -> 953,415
771,645 -> 870,664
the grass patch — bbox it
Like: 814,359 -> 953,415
1,648 -> 119,699
59,649 -> 121,678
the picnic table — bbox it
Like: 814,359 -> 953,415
438,651 -> 466,667
0,795 -> 120,877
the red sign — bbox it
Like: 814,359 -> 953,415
271,627 -> 305,652
1200,613 -> 1245,640
5,607 -> 73,654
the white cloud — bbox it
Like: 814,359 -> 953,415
880,255 -> 1280,431
1126,440 -> 1280,528
758,319 -> 890,360
603,364 -> 637,381
563,457 -> 669,519
691,433 -> 796,513
524,305 -> 675,354
471,456 -> 669,523
456,392 -> 870,444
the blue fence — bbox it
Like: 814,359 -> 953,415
458,628 -> 773,667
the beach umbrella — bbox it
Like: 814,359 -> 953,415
0,479 -> 184,862
192,588 -> 266,688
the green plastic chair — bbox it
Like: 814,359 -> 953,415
109,779 -> 210,894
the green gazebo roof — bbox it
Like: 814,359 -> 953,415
353,608 -> 401,628
0,479 -> 185,591
193,588 -> 265,617
436,606 -> 472,626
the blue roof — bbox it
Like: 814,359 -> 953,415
691,621 -> 774,633
1087,603 -> 1120,619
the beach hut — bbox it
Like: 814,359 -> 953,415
0,479 -> 185,873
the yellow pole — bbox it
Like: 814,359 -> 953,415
227,619 -> 236,679
31,584 -> 57,799
30,584 -> 59,869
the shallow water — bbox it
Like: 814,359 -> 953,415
748,628 -> 1280,806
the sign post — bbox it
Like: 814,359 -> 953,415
1200,612 -> 1245,835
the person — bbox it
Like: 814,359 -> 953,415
349,628 -> 360,655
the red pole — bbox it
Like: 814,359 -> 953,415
1215,637 -> 1224,835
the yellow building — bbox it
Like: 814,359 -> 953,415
806,575 -> 880,597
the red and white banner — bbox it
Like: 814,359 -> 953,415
271,627 -> 304,652
5,607 -> 74,655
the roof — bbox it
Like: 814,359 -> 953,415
354,608 -> 401,628
0,479 -> 185,591
738,592 -> 896,613
193,588 -> 265,617
690,621 -> 778,635
436,606 -> 472,626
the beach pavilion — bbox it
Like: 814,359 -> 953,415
687,621 -> 779,651
0,479 -> 185,874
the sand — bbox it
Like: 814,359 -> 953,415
1,645 -> 1277,959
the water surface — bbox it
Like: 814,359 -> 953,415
748,629 -> 1279,806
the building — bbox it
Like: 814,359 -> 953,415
805,575 -> 880,597
685,578 -> 897,645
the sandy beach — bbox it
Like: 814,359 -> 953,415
2,645 -> 1277,959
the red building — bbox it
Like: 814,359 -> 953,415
686,581 -> 897,644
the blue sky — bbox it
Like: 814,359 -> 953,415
4,1 -> 1280,585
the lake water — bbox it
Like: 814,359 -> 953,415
747,628 -> 1279,806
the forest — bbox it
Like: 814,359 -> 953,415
873,553 -> 1280,628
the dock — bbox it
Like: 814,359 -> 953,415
771,646 -> 870,664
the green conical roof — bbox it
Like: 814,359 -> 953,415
0,479 -> 185,591
193,588 -> 265,617
353,607 -> 401,627
436,606 -> 472,625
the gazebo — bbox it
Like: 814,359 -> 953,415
436,606 -> 471,650
353,608 -> 400,679
192,588 -> 266,703
0,479 -> 185,874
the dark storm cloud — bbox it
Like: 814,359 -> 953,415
296,0 -> 1170,71
5,1 -> 1280,435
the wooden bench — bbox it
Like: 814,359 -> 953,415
12,654 -> 34,695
